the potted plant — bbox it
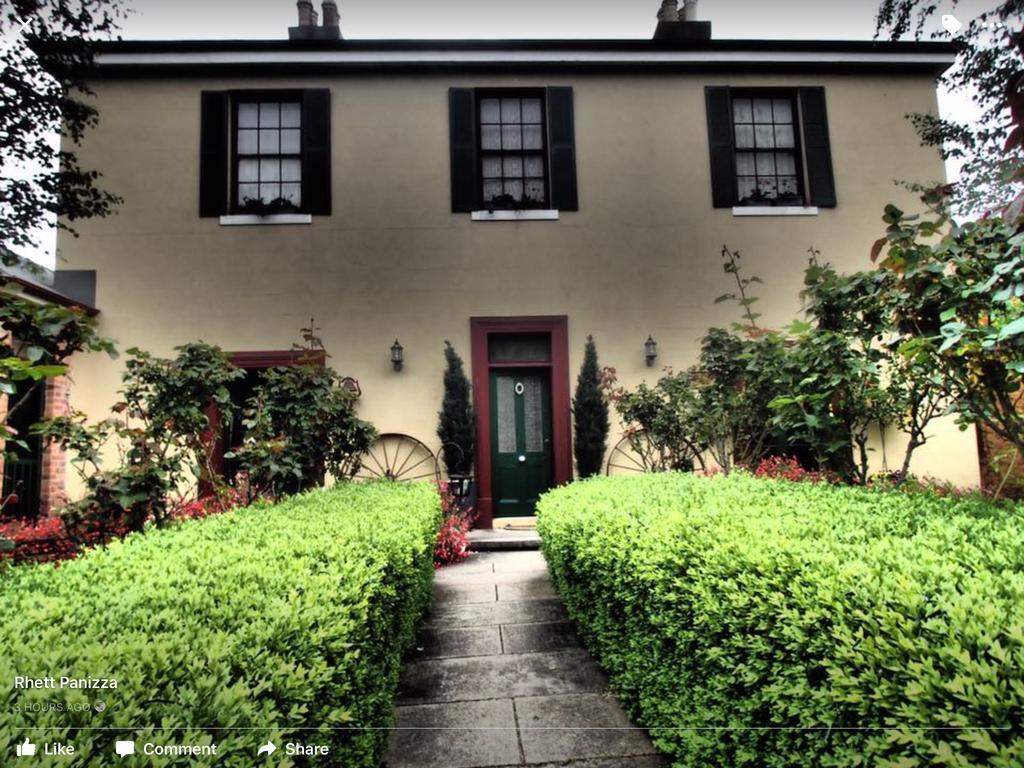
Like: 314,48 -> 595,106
437,341 -> 476,514
239,196 -> 302,216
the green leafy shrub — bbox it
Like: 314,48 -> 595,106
537,473 -> 1024,768
0,482 -> 440,767
572,335 -> 609,478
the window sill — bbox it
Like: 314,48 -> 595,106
219,214 -> 313,226
471,210 -> 560,222
731,206 -> 819,217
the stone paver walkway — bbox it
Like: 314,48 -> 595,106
385,550 -> 667,768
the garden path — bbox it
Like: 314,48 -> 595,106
385,550 -> 667,768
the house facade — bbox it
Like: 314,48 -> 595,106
51,0 -> 978,526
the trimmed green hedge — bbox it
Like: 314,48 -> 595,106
0,482 -> 440,767
537,474 -> 1024,768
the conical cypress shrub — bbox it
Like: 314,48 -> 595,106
437,341 -> 475,476
573,335 -> 609,478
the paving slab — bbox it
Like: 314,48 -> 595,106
414,626 -> 503,660
387,699 -> 521,768
397,649 -> 607,705
423,598 -> 567,629
496,578 -> 558,602
501,621 -> 582,655
521,757 -> 670,768
434,581 -> 498,604
492,550 -> 549,572
516,693 -> 661,764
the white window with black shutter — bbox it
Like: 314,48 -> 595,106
449,86 -> 578,219
200,89 -> 331,222
705,86 -> 836,214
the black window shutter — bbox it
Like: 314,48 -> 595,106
449,88 -> 478,213
199,91 -> 228,217
705,86 -> 736,209
302,89 -> 332,216
546,86 -> 578,212
799,87 -> 836,208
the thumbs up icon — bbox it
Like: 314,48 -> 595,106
16,738 -> 38,757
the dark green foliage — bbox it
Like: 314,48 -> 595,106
38,343 -> 242,534
572,336 -> 609,478
0,482 -> 441,767
2,1 -> 126,257
437,341 -> 475,476
538,474 -> 1024,768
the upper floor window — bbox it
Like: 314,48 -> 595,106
731,95 -> 801,205
235,100 -> 303,210
478,94 -> 548,209
449,86 -> 578,214
705,86 -> 836,209
199,89 -> 331,218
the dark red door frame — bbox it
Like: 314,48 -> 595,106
470,316 -> 571,528
202,350 -> 326,490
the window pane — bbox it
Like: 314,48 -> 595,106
503,156 -> 523,178
522,98 -> 542,123
525,179 -> 546,202
481,125 -> 501,150
775,152 -> 796,175
504,179 -> 524,199
281,158 -> 302,182
259,103 -> 280,127
735,125 -> 754,149
756,153 -> 776,176
496,376 -> 516,453
259,129 -> 280,154
524,377 -> 544,453
238,159 -> 259,182
524,155 -> 544,177
259,158 -> 280,182
481,98 -> 500,123
757,178 -> 778,198
489,334 -> 551,363
238,183 -> 259,203
281,103 -> 301,128
259,182 -> 280,201
778,176 -> 799,196
737,177 -> 756,201
774,125 -> 795,149
735,152 -> 755,175
482,157 -> 502,178
238,104 -> 259,128
523,125 -> 544,150
752,99 -> 773,122
483,180 -> 503,201
237,129 -> 258,154
772,98 -> 793,123
755,125 -> 775,149
732,98 -> 752,124
501,126 -> 522,150
281,183 -> 302,205
501,98 -> 521,123
281,129 -> 301,154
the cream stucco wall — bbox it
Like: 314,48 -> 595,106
59,70 -> 981,495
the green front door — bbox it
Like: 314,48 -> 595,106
490,369 -> 554,517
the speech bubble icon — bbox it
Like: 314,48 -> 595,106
941,14 -> 963,34
114,741 -> 135,757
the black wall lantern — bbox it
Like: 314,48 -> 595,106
644,335 -> 658,367
390,339 -> 404,371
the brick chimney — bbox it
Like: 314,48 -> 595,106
653,0 -> 711,40
289,0 -> 342,40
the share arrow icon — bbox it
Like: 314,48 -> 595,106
257,741 -> 277,757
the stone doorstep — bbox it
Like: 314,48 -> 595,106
469,528 -> 541,552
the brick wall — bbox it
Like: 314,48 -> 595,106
38,375 -> 70,516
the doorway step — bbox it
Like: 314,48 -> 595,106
469,528 -> 540,551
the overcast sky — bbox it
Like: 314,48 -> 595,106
5,0 -> 1001,267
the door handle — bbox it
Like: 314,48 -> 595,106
518,455 -> 526,462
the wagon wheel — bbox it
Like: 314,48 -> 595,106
353,433 -> 441,483
605,431 -> 669,475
